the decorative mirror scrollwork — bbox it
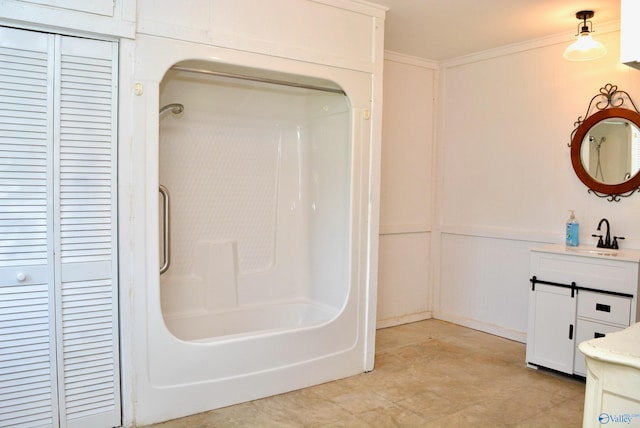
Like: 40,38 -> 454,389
570,84 -> 640,201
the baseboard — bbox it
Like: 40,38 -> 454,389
376,311 -> 432,329
433,312 -> 527,343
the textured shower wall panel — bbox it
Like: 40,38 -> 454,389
160,117 -> 282,274
159,74 -> 312,306
308,104 -> 350,307
160,70 -> 351,308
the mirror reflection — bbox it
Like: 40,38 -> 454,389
580,118 -> 640,185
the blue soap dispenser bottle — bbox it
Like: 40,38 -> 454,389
566,210 -> 579,247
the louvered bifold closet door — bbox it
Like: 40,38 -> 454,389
0,26 -> 119,428
0,27 -> 59,428
53,36 -> 120,428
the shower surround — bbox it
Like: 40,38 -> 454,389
120,0 -> 386,425
158,66 -> 351,339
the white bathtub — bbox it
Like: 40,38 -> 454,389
129,33 -> 379,425
164,301 -> 339,342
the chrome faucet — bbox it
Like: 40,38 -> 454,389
592,218 -> 625,249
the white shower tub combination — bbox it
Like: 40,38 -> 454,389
158,63 -> 351,342
130,30 -> 382,425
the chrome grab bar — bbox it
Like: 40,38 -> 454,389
159,184 -> 171,275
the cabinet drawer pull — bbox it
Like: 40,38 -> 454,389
596,303 -> 611,313
569,324 -> 574,340
594,332 -> 606,338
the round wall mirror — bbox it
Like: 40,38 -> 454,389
571,107 -> 640,198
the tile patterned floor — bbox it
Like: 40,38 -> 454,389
143,320 -> 585,427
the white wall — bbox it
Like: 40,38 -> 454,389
435,28 -> 640,341
377,53 -> 437,327
379,26 -> 640,341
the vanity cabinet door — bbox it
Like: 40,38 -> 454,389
526,283 -> 577,374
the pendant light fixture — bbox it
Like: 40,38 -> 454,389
563,10 -> 607,61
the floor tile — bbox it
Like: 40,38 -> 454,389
143,320 -> 585,428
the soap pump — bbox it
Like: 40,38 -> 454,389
566,210 -> 579,247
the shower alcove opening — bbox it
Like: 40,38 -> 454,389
158,62 -> 352,339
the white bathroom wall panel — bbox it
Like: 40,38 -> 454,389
436,29 -> 640,339
437,234 -> 534,342
380,54 -> 436,234
377,233 -> 431,328
439,31 -> 640,239
136,0 -> 386,73
18,0 -> 114,15
0,0 -> 135,38
376,53 -> 436,327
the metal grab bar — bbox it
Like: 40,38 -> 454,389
159,185 -> 171,275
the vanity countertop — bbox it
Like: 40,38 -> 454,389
579,322 -> 640,370
531,244 -> 640,263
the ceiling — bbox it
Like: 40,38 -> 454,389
370,0 -> 620,61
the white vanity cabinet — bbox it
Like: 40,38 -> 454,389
527,245 -> 640,376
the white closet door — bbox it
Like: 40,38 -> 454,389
0,26 -> 58,428
0,27 -> 119,428
53,35 -> 120,428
